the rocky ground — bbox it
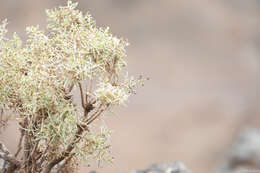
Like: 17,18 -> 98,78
89,162 -> 193,173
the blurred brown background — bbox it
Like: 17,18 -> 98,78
1,0 -> 260,172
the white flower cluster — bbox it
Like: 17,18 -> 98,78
95,82 -> 130,105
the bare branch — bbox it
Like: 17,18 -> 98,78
86,109 -> 105,125
43,123 -> 89,173
0,141 -> 21,172
15,129 -> 24,158
78,82 -> 86,109
65,84 -> 74,95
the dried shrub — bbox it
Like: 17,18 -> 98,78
0,1 -> 145,172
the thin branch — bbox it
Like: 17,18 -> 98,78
15,129 -> 24,158
78,82 -> 86,109
84,100 -> 95,118
42,123 -> 89,173
86,109 -> 105,125
85,83 -> 88,104
0,109 -> 10,132
30,140 -> 40,172
38,138 -> 53,171
86,103 -> 109,125
22,116 -> 32,172
65,83 -> 74,94
56,153 -> 76,173
85,104 -> 102,123
0,141 -> 21,172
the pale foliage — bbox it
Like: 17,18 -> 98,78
0,1 -> 145,172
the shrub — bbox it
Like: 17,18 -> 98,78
0,1 -> 145,172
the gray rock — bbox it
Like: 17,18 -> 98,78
90,161 -> 194,173
131,161 -> 193,173
89,171 -> 98,173
219,128 -> 260,173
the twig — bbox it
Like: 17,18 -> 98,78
0,141 -> 21,172
23,118 -> 32,172
79,82 -> 95,118
78,82 -> 86,108
30,140 -> 40,172
86,109 -> 105,125
42,123 -> 89,173
65,84 -> 74,94
85,83 -> 88,104
15,129 -> 24,158
39,140 -> 51,167
85,105 -> 101,123
84,101 -> 95,118
56,153 -> 76,173
86,103 -> 109,125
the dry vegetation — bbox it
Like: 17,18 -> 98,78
0,1 -> 145,172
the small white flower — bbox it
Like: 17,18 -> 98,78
95,83 -> 129,105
